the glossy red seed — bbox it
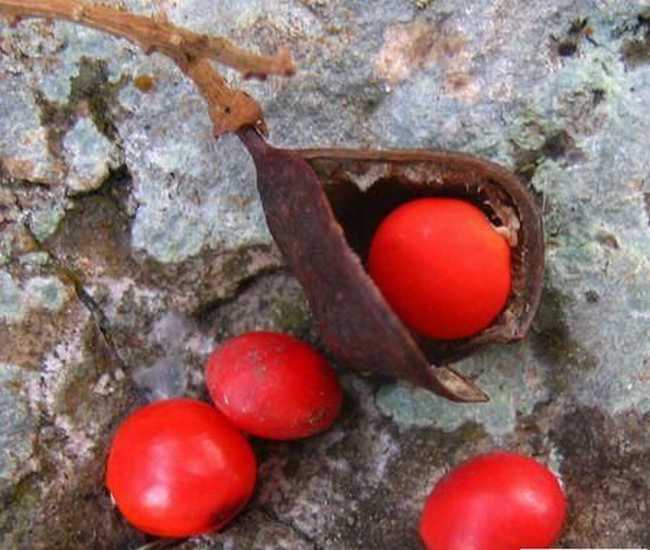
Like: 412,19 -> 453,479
368,197 -> 512,340
205,332 -> 342,440
106,398 -> 256,538
420,452 -> 567,550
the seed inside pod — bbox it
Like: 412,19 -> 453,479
368,197 -> 512,341
238,128 -> 544,403
300,147 -> 544,366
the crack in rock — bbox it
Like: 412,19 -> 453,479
17,221 -> 129,372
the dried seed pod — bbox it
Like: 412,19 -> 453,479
238,128 -> 544,403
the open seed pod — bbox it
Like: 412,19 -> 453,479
238,128 -> 544,403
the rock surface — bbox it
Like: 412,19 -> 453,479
1,1 -> 649,548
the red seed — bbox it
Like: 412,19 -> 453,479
106,398 -> 256,538
420,451 -> 567,550
205,332 -> 343,440
368,197 -> 512,340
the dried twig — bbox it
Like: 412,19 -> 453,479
0,0 -> 295,76
180,57 -> 268,136
0,0 -> 296,136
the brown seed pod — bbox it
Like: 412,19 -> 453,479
238,128 -> 544,403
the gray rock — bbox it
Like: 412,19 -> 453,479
0,363 -> 38,494
62,116 -> 122,194
0,272 -> 26,322
0,76 -> 65,184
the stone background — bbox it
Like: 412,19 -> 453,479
1,0 -> 649,548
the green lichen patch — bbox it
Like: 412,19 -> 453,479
530,284 -> 599,377
0,271 -> 26,322
24,276 -> 69,312
0,364 -> 38,505
0,177 -> 68,244
0,267 -> 72,325
34,57 -> 127,161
